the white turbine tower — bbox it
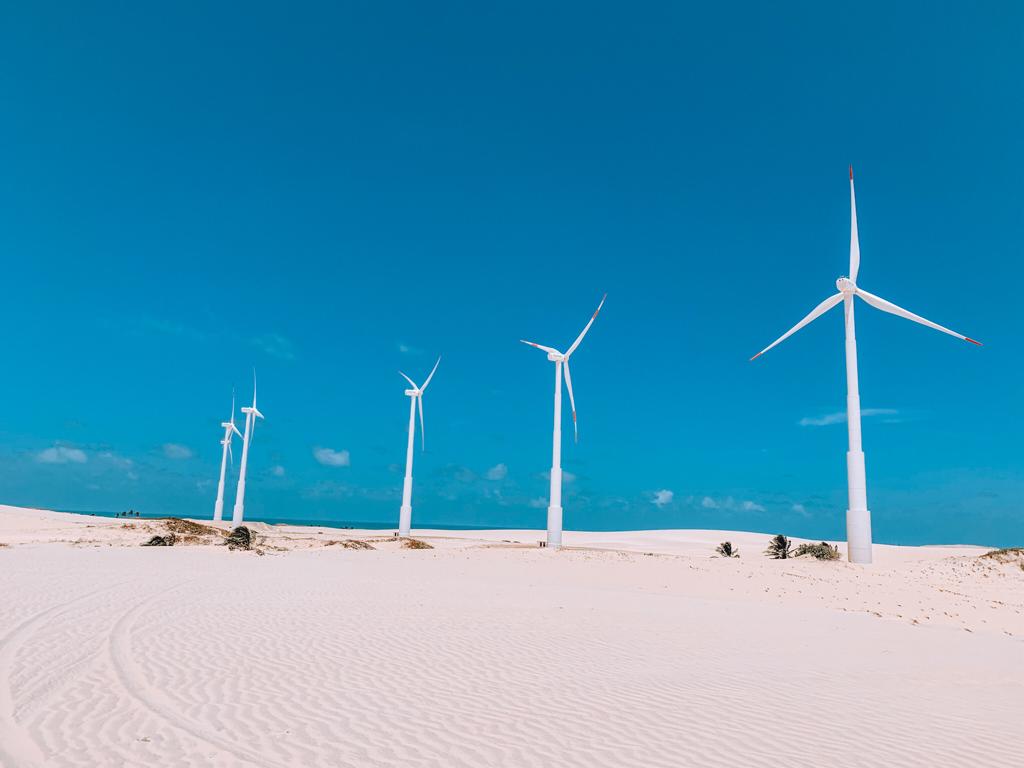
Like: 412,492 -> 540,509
397,357 -> 441,537
231,372 -> 265,527
213,392 -> 242,522
751,168 -> 980,564
521,294 -> 606,549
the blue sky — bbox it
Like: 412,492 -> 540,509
0,2 -> 1020,545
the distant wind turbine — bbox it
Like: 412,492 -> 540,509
751,168 -> 980,564
231,371 -> 265,527
521,294 -> 606,549
397,357 -> 441,537
213,391 -> 242,522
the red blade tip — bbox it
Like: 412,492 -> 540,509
965,337 -> 982,346
849,165 -> 854,180
749,351 -> 763,361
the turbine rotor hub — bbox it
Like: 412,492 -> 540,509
836,277 -> 856,294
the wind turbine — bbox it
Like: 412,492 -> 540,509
521,294 -> 606,549
213,391 -> 242,522
751,168 -> 980,564
231,371 -> 265,527
397,356 -> 441,537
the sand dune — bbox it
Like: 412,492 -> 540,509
1,506 -> 1021,767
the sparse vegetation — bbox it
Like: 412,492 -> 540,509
402,538 -> 433,550
764,534 -> 793,559
715,541 -> 739,558
142,534 -> 176,547
163,518 -> 224,538
324,539 -> 375,550
794,541 -> 840,560
982,547 -> 1024,571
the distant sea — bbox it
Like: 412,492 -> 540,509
57,509 -> 495,531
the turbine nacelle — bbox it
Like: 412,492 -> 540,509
836,277 -> 856,293
547,351 -> 565,362
404,388 -> 420,397
241,406 -> 265,419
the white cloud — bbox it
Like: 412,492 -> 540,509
251,332 -> 295,360
162,443 -> 193,460
652,489 -> 674,508
270,465 -> 286,477
701,496 -> 765,513
485,463 -> 508,481
529,497 -> 547,509
98,451 -> 133,469
799,408 -> 898,427
314,447 -> 351,467
37,446 -> 87,464
792,503 -> 807,515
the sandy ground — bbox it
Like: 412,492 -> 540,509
1,505 -> 1022,767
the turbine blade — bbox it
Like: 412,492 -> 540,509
232,423 -> 243,438
520,340 -> 560,355
398,371 -> 418,389
421,356 -> 441,392
418,395 -> 425,451
230,389 -> 236,423
563,359 -> 578,443
228,440 -> 234,466
855,288 -> 982,345
849,166 -> 860,283
565,293 -> 607,357
252,368 -> 258,409
750,293 -> 844,360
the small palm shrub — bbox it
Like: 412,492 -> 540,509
764,534 -> 792,559
794,541 -> 840,560
715,541 -> 739,558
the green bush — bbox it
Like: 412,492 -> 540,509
715,541 -> 739,558
764,534 -> 792,559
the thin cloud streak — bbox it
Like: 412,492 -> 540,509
799,408 -> 899,427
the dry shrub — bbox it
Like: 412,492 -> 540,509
794,541 -> 840,560
325,539 -> 375,550
402,538 -> 433,550
163,518 -> 225,538
142,534 -> 176,547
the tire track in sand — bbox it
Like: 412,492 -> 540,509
0,585 -> 119,768
106,582 -> 284,768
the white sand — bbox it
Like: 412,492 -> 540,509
1,505 -> 1021,767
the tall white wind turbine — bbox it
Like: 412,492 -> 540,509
751,168 -> 980,564
397,356 -> 441,537
521,294 -> 606,549
213,391 -> 243,522
231,371 -> 265,527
